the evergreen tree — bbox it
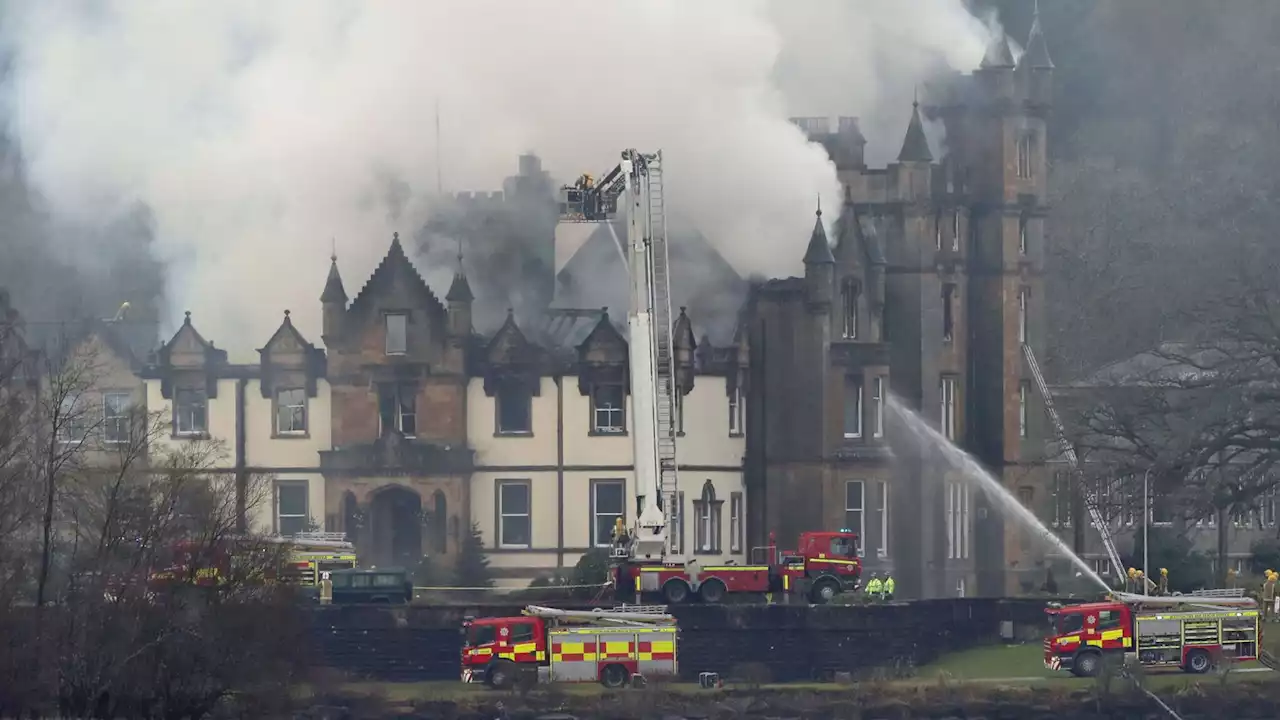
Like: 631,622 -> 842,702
453,521 -> 494,589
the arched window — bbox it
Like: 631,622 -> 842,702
693,480 -> 722,554
841,278 -> 860,340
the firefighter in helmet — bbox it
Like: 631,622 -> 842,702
864,572 -> 883,602
1264,570 -> 1277,622
882,572 -> 895,601
1158,567 -> 1169,596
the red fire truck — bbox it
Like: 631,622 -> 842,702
612,529 -> 862,605
148,532 -> 355,589
461,605 -> 678,689
1043,589 -> 1261,677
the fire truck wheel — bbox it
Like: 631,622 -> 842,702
663,580 -> 691,604
486,660 -> 517,689
810,579 -> 839,605
1185,649 -> 1212,674
698,579 -> 727,603
600,663 -> 630,689
1072,651 -> 1101,678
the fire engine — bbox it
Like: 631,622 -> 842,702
461,604 -> 678,689
148,532 -> 356,589
1043,589 -> 1262,677
557,150 -> 861,605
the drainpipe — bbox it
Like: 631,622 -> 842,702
235,377 -> 248,533
556,375 -> 565,571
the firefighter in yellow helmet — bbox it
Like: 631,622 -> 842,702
1126,567 -> 1138,593
1263,570 -> 1276,622
1158,567 -> 1169,596
882,572 -> 895,601
865,573 -> 883,602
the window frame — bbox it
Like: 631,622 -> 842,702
844,480 -> 865,558
843,378 -> 863,439
496,479 -> 532,549
275,387 -> 308,436
1017,132 -> 1034,179
727,385 -> 744,437
951,211 -> 960,251
841,279 -> 858,340
730,491 -> 743,554
940,376 -> 957,441
877,480 -> 889,559
590,384 -> 626,435
667,490 -> 685,555
1019,215 -> 1028,256
589,478 -> 626,548
102,391 -> 132,445
173,387 -> 208,437
385,312 -> 408,355
692,481 -> 722,554
378,383 -> 417,438
1018,288 -> 1029,344
275,480 -> 309,537
1018,381 -> 1029,438
871,377 -> 884,439
942,283 -> 956,343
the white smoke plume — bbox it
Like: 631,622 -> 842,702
0,0 -> 991,357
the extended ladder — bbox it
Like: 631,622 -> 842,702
523,604 -> 676,626
641,152 -> 680,543
1022,343 -> 1125,579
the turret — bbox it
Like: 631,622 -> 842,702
803,203 -> 834,310
672,307 -> 697,392
320,253 -> 347,344
894,100 -> 933,203
976,31 -> 1017,101
1018,2 -> 1054,107
446,248 -> 474,338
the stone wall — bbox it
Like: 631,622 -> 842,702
307,598 -> 1051,682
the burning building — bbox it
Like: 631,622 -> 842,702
745,15 -> 1055,599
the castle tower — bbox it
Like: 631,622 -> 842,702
446,246 -> 474,339
320,253 -> 347,345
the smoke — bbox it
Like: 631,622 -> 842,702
0,0 -> 992,357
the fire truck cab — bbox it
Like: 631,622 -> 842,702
1044,589 -> 1261,677
461,605 -> 678,689
612,529 -> 862,605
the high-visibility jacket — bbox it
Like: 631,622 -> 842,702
865,578 -> 883,594
883,577 -> 895,595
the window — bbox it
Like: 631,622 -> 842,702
946,482 -> 970,559
276,387 -> 307,435
1234,558 -> 1249,575
730,492 -> 743,553
385,313 -> 407,355
1052,471 -> 1073,528
1017,288 -> 1028,344
174,388 -> 207,436
727,386 -> 744,436
509,622 -> 537,644
1264,487 -> 1277,527
103,392 -> 131,444
693,481 -> 722,553
1018,381 -> 1029,438
1018,486 -> 1034,507
496,384 -> 532,435
56,395 -> 88,445
667,491 -> 685,554
951,211 -> 960,251
1152,493 -> 1174,526
592,384 -> 625,434
497,480 -> 531,548
1019,215 -> 1028,255
1091,557 -> 1113,579
940,376 -> 957,441
871,377 -> 884,438
590,479 -> 625,547
942,283 -> 956,342
378,383 -> 417,437
934,213 -> 942,250
877,480 -> 889,559
1017,132 -> 1034,179
674,390 -> 685,435
843,378 -> 863,439
845,480 -> 864,557
841,279 -> 858,339
276,481 -> 309,537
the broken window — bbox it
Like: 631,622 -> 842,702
591,384 -> 625,434
496,384 -> 532,435
871,377 -> 884,438
841,279 -> 859,339
385,313 -> 407,355
174,388 -> 207,436
942,283 -> 956,342
1051,471 -> 1073,528
276,387 -> 307,435
843,377 -> 863,439
378,383 -> 417,437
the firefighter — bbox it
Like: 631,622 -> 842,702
864,573 -> 883,602
1126,567 -> 1138,593
320,571 -> 333,605
882,573 -> 895,601
1158,567 -> 1169,596
1262,571 -> 1276,622
1227,567 -> 1238,589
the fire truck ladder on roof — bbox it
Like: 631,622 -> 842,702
1111,588 -> 1257,610
643,153 -> 680,525
522,605 -> 675,626
1022,343 -> 1125,580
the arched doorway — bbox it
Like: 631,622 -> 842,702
341,491 -> 361,547
368,486 -> 423,569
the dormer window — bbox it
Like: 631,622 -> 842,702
385,312 -> 407,355
276,387 -> 307,435
841,279 -> 859,339
591,384 -> 625,434
174,388 -> 207,437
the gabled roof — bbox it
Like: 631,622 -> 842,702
257,309 -> 320,357
578,309 -> 627,353
802,207 -> 835,265
897,101 -> 933,163
347,233 -> 445,319
158,311 -> 228,366
486,308 -> 538,364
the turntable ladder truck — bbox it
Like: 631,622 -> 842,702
461,603 -> 678,688
556,152 -> 862,605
